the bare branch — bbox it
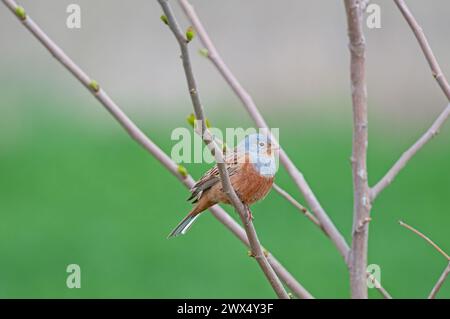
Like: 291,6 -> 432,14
399,220 -> 450,299
158,0 -> 289,299
272,184 -> 321,228
393,0 -> 450,100
371,104 -> 450,200
371,0 -> 450,200
2,0 -> 312,299
428,262 -> 450,299
366,273 -> 393,299
399,221 -> 450,260
178,0 -> 350,263
344,0 -> 371,299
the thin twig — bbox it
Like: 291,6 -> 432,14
272,184 -> 321,228
2,0 -> 312,299
371,0 -> 450,200
428,263 -> 450,299
158,0 -> 289,299
399,221 -> 449,260
393,0 -> 450,100
371,104 -> 450,200
366,273 -> 393,299
178,0 -> 350,264
344,0 -> 371,299
399,220 -> 450,299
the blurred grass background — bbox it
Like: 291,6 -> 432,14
0,93 -> 449,298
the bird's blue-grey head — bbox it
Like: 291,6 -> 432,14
237,133 -> 278,177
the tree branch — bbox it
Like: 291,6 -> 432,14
399,221 -> 449,260
158,0 -> 289,299
371,0 -> 450,200
428,263 -> 450,299
272,184 -> 321,229
399,220 -> 450,299
393,0 -> 450,100
344,0 -> 371,299
2,0 -> 312,299
366,273 -> 393,299
178,0 -> 350,264
371,104 -> 450,199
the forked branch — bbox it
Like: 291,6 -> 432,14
371,0 -> 450,200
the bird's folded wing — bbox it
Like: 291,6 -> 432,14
187,152 -> 244,203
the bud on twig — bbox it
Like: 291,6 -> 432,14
186,26 -> 195,43
186,113 -> 211,129
15,6 -> 26,20
88,80 -> 100,93
160,15 -> 169,25
177,164 -> 188,178
205,118 -> 212,129
186,113 -> 196,128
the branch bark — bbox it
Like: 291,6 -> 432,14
178,0 -> 350,263
371,0 -> 450,200
2,0 -> 311,299
344,0 -> 371,299
158,0 -> 289,299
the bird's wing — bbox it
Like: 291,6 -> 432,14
187,152 -> 242,203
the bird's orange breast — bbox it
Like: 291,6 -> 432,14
227,160 -> 274,205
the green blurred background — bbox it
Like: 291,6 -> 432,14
0,0 -> 449,298
0,95 -> 448,298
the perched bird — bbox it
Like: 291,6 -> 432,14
168,133 -> 278,237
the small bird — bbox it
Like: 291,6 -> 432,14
168,133 -> 278,237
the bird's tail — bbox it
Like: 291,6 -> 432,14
167,212 -> 200,238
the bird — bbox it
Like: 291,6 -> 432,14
168,133 -> 278,237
